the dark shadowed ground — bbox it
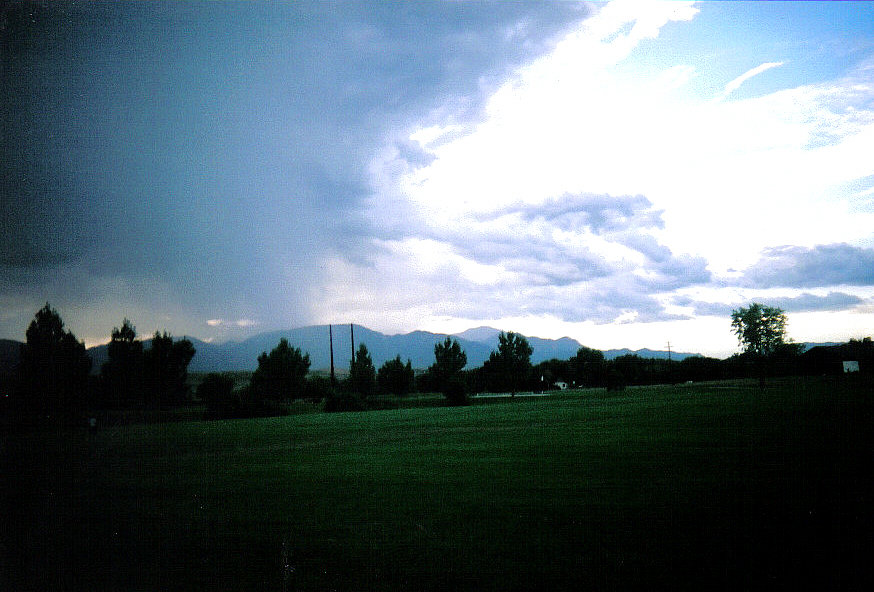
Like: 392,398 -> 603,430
2,377 -> 872,590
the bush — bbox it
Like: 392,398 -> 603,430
198,373 -> 236,409
304,375 -> 335,400
323,393 -> 365,413
200,377 -> 290,420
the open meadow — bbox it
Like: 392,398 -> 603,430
3,377 -> 872,590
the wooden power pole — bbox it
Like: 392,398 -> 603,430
329,324 -> 336,386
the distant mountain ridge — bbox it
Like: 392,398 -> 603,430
2,326 -> 705,375
102,326 -> 701,372
602,347 -> 700,361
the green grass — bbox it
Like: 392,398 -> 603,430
3,377 -> 872,590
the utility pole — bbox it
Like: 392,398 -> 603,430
329,324 -> 336,386
667,341 -> 673,384
350,323 -> 355,365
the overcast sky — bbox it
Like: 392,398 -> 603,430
3,1 -> 874,357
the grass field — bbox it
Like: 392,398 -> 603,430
3,377 -> 872,590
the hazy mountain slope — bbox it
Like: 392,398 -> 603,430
0,327 -> 718,375
604,348 -> 700,361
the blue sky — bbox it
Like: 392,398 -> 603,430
2,1 -> 874,357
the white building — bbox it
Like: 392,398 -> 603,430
843,361 -> 860,373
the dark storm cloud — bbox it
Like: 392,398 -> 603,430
740,244 -> 874,288
0,1 -> 588,340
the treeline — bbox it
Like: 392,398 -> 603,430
1,305 -> 197,423
3,304 -> 872,424
202,328 -> 873,419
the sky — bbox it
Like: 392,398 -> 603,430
2,0 -> 874,358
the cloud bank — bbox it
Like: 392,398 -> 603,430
0,1 -> 587,344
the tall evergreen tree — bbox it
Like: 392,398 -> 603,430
349,343 -> 376,397
18,303 -> 91,419
250,338 -> 311,401
378,355 -> 415,395
143,331 -> 196,407
101,319 -> 144,407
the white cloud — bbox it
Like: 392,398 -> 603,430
206,317 -> 258,329
722,61 -> 785,97
329,0 -> 874,355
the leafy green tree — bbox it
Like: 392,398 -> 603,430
378,355 -> 415,395
731,303 -> 791,386
101,319 -> 144,407
431,337 -> 468,404
731,303 -> 788,357
144,331 -> 196,407
17,303 -> 91,419
483,331 -> 533,396
250,338 -> 311,401
349,343 -> 376,397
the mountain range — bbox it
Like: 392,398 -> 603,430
0,325 -> 702,375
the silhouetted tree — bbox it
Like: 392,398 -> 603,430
483,331 -> 532,396
349,343 -> 376,397
198,373 -> 237,417
17,303 -> 91,420
731,303 -> 788,357
676,356 -> 726,382
378,355 -> 415,395
768,342 -> 804,377
569,346 -> 606,387
731,303 -> 790,386
101,319 -> 144,407
605,367 -> 626,392
533,358 -> 571,391
610,355 -> 650,386
250,338 -> 311,401
431,337 -> 468,404
143,332 -> 196,407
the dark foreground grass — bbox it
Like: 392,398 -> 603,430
3,377 -> 872,590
